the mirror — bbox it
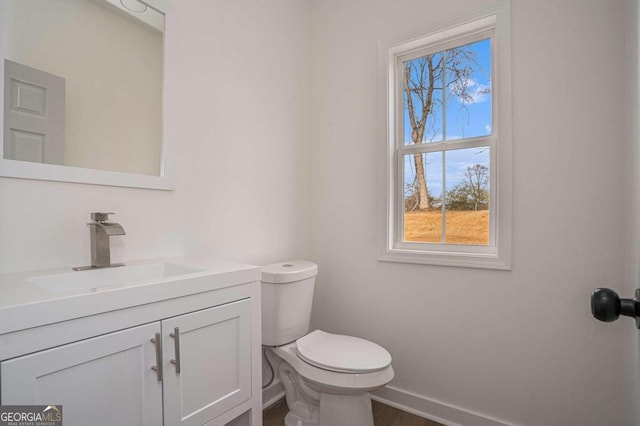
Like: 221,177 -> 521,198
0,0 -> 171,189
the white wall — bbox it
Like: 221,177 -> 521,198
0,0 -> 311,273
309,0 -> 637,425
4,0 -> 163,175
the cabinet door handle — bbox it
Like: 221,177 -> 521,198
150,332 -> 163,382
169,327 -> 181,374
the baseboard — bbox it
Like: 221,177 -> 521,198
262,380 -> 285,410
371,385 -> 514,426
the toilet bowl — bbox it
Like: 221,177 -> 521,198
261,261 -> 394,426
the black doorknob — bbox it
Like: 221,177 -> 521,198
591,288 -> 640,328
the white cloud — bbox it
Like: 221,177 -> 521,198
468,80 -> 491,103
452,79 -> 491,104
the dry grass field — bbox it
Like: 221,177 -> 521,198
404,210 -> 489,245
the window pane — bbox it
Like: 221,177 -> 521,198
444,147 -> 490,245
403,153 -> 443,242
403,52 -> 444,145
445,38 -> 492,140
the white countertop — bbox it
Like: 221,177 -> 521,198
0,258 -> 261,335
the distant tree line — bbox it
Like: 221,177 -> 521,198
405,163 -> 488,212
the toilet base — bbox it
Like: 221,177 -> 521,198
277,357 -> 376,426
284,411 -> 317,426
282,391 -> 374,426
318,393 -> 374,426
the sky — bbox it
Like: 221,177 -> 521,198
403,38 -> 492,201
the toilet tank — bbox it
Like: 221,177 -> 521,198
261,260 -> 318,346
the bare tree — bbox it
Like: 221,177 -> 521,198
403,47 -> 484,211
447,164 -> 489,211
464,163 -> 489,211
405,178 -> 439,212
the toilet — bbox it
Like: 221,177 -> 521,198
261,260 -> 394,426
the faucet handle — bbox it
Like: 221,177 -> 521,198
91,212 -> 116,222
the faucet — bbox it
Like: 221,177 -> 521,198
73,212 -> 126,271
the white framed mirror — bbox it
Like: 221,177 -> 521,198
0,0 -> 173,190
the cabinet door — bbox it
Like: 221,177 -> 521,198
162,299 -> 252,426
1,322 -> 163,426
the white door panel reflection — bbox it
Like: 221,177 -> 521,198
4,59 -> 65,165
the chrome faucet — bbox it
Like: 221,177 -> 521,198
73,212 -> 126,271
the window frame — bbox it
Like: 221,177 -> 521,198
378,1 -> 512,270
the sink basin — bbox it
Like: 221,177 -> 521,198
0,258 -> 260,336
28,262 -> 204,293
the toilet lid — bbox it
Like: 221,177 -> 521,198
296,330 -> 392,373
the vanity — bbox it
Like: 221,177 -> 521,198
0,259 -> 263,426
0,1 -> 264,423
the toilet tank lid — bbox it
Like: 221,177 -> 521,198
261,260 -> 318,284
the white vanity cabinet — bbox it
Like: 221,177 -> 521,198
1,322 -> 164,425
0,262 -> 262,426
162,299 -> 252,426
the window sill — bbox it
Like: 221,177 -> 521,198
378,248 -> 511,270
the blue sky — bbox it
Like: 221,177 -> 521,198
403,38 -> 492,201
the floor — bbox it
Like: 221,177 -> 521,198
263,398 -> 444,426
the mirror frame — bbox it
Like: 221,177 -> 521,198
0,0 -> 173,190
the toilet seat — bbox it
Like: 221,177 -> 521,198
272,341 -> 394,394
296,330 -> 392,373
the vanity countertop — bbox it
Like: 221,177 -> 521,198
0,258 -> 260,335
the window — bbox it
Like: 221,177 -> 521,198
379,2 -> 511,269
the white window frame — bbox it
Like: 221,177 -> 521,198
377,0 -> 512,270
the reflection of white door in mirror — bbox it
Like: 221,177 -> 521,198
4,60 -> 65,165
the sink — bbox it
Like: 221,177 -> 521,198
28,262 -> 204,293
0,258 -> 260,336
